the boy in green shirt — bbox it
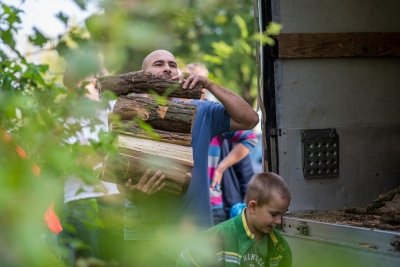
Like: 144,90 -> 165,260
177,172 -> 292,267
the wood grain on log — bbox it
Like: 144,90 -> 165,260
113,96 -> 196,134
97,70 -> 202,99
100,135 -> 193,197
118,135 -> 193,167
101,153 -> 192,196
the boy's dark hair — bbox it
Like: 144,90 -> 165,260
244,172 -> 291,206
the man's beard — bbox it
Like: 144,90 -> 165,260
159,73 -> 172,79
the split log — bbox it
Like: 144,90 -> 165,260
101,153 -> 191,196
118,135 -> 193,166
101,135 -> 193,196
113,95 -> 196,134
97,70 -> 202,99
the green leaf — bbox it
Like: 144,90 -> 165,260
234,39 -> 252,54
214,14 -> 227,25
28,27 -> 48,47
0,30 -> 16,49
153,95 -> 169,106
2,4 -> 22,25
72,0 -> 87,10
233,15 -> 248,39
211,41 -> 233,59
252,22 -> 282,46
202,54 -> 223,65
55,12 -> 69,25
54,39 -> 69,57
266,22 -> 282,36
134,118 -> 160,140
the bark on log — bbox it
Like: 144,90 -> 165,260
112,124 -> 192,146
97,70 -> 202,99
113,96 -> 196,134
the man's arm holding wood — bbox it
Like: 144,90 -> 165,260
174,73 -> 259,131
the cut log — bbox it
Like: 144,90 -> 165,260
118,135 -> 193,167
101,135 -> 193,196
112,123 -> 192,146
101,153 -> 191,196
97,70 -> 202,99
113,96 -> 196,134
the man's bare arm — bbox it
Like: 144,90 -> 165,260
173,73 -> 259,131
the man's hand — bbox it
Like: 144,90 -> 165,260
125,169 -> 166,196
172,72 -> 211,90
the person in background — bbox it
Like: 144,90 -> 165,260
209,130 -> 257,224
177,172 -> 292,267
186,63 -> 258,224
249,110 -> 263,173
121,50 -> 259,267
185,63 -> 212,101
60,69 -> 123,266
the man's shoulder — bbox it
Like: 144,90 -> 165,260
194,100 -> 225,119
191,99 -> 222,107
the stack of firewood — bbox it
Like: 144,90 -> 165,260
98,71 -> 203,196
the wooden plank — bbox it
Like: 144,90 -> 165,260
276,32 -> 400,58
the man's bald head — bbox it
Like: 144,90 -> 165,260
141,50 -> 178,78
142,50 -> 175,70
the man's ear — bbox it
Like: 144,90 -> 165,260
247,200 -> 257,213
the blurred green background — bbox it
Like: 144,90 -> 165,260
0,0 -> 279,266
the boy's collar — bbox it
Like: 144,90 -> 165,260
241,209 -> 255,240
237,209 -> 277,245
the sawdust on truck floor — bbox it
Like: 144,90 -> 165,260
287,211 -> 399,231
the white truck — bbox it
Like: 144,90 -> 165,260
254,1 -> 400,266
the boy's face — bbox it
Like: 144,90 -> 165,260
246,195 -> 290,239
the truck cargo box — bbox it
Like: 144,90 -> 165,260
255,0 -> 400,266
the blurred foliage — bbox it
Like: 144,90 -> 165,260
175,0 -> 263,105
0,2 -> 116,266
0,0 -> 278,265
86,0 -> 280,106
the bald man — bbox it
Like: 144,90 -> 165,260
122,49 -> 259,267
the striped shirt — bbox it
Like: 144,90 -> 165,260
208,130 -> 257,207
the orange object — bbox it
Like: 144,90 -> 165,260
44,203 -> 63,234
2,131 -> 12,143
15,146 -> 27,159
31,164 -> 41,176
